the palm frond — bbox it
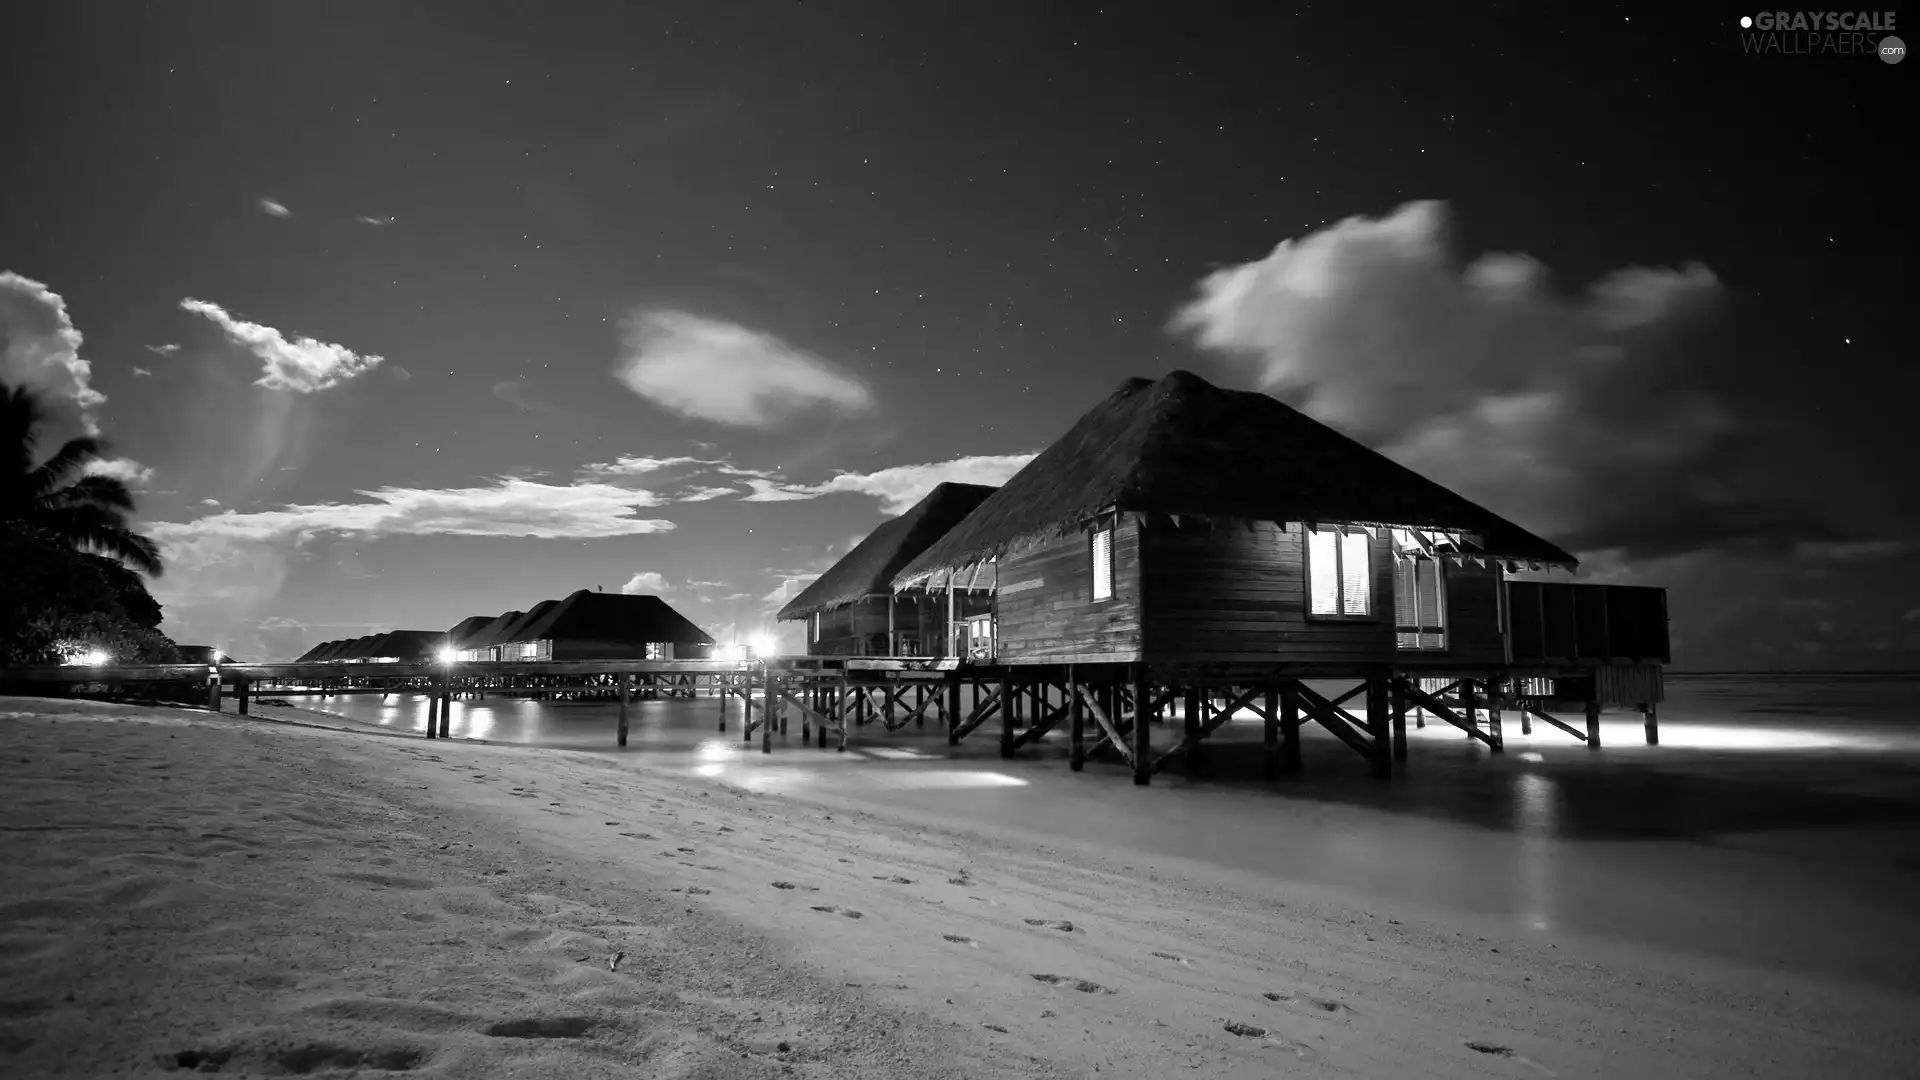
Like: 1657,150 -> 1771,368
34,503 -> 166,576
42,472 -> 137,513
29,435 -> 107,498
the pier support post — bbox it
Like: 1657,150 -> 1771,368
1487,679 -> 1504,750
425,685 -> 438,738
1279,682 -> 1302,777
438,676 -> 451,738
1000,675 -> 1016,759
1642,702 -> 1658,745
1390,678 -> 1408,763
1130,665 -> 1151,786
1367,678 -> 1393,779
1069,668 -> 1086,772
1585,697 -> 1601,748
744,668 -> 757,745
1184,685 -> 1202,777
762,670 -> 774,754
1262,685 -> 1280,779
717,671 -> 728,732
946,678 -> 963,746
206,672 -> 222,714
236,677 -> 250,717
617,672 -> 630,747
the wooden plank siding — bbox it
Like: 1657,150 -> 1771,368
1139,519 -> 1395,665
993,516 -> 1143,663
1430,560 -> 1505,667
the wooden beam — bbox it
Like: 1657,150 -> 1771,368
1522,706 -> 1590,743
1152,685 -> 1259,774
1291,681 -> 1379,762
1069,669 -> 1087,772
1131,665 -> 1152,786
617,671 -> 630,746
1396,679 -> 1499,750
1077,683 -> 1132,769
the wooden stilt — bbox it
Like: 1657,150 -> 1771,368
1131,665 -> 1151,786
236,677 -> 250,717
1390,677 -> 1408,762
718,671 -> 728,732
743,668 -> 757,745
1262,685 -> 1280,779
946,678 -> 963,746
762,669 -> 774,754
1642,701 -> 1658,745
1000,675 -> 1016,758
1585,697 -> 1601,748
1366,678 -> 1392,779
438,678 -> 451,737
1520,691 -> 1533,735
425,685 -> 437,737
1183,685 -> 1201,776
1069,667 -> 1086,771
1487,680 -> 1504,751
207,673 -> 223,714
617,672 -> 630,747
1279,682 -> 1301,776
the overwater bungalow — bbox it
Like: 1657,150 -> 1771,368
440,615 -> 493,656
890,368 -> 1658,684
776,482 -> 997,657
357,630 -> 444,663
488,589 -> 715,661
455,611 -> 525,662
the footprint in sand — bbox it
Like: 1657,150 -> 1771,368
1224,1021 -> 1267,1038
872,875 -> 914,884
483,1017 -> 595,1039
1312,999 -> 1351,1014
617,832 -> 657,840
1151,951 -> 1192,967
810,905 -> 864,919
1023,918 -> 1075,932
687,887 -> 711,896
1029,974 -> 1114,994
771,881 -> 798,890
1466,1042 -> 1514,1057
1262,991 -> 1294,1003
941,934 -> 978,946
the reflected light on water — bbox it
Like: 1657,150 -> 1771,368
1515,772 -> 1557,933
695,739 -> 735,762
1657,723 -> 1910,753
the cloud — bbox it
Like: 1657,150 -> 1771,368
259,198 -> 292,218
357,215 -> 395,226
672,485 -> 738,502
492,379 -> 567,416
582,454 -> 721,477
1170,200 -> 1813,560
201,498 -> 220,506
0,270 -> 106,434
146,343 -> 180,356
132,366 -> 153,377
761,572 -> 819,608
620,571 -> 670,595
147,476 -> 675,545
614,310 -> 872,427
739,453 -> 1036,514
84,457 -> 156,486
179,298 -> 384,392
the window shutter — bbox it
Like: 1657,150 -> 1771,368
1308,528 -> 1340,615
1340,530 -> 1370,615
1091,527 -> 1114,601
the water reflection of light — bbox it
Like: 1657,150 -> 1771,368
695,739 -> 734,762
693,763 -> 725,778
461,705 -> 496,741
1657,723 -> 1902,752
863,748 -> 932,760
1518,751 -> 1544,763
1515,772 -> 1557,933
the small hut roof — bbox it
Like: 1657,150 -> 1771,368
461,611 -> 526,651
332,635 -> 379,661
776,482 -> 998,620
363,630 -> 442,661
894,370 -> 1576,586
491,600 -> 560,645
292,641 -> 330,662
442,616 -> 494,649
304,639 -> 341,661
504,589 -> 715,646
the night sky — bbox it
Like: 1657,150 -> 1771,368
2,3 -> 1913,668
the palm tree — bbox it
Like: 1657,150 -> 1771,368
1,383 -> 163,576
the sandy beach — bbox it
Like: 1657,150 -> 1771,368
2,697 -> 1915,1079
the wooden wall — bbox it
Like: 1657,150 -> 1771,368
803,594 -> 987,657
993,517 -> 1143,663
547,639 -> 711,661
1139,518 -> 1395,665
1434,560 -> 1506,666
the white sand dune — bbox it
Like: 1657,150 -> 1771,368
0,698 -> 1913,1078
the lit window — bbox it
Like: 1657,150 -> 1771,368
1394,555 -> 1447,649
1090,525 -> 1114,602
1307,526 -> 1371,617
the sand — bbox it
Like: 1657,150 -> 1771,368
1,698 -> 1913,1079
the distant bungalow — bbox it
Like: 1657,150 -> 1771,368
777,482 -> 997,657
292,591 -> 714,665
452,610 -> 525,662
293,631 -> 441,664
882,370 -> 1665,674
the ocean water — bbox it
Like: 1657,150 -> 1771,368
302,673 -> 1920,993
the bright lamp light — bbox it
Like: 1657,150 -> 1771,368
748,634 -> 775,658
436,645 -> 457,664
82,648 -> 110,667
715,644 -> 746,663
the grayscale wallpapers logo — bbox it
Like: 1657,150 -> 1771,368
1735,11 -> 1905,61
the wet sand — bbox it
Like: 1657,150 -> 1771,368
2,690 -> 1916,1078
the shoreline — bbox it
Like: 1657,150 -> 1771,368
3,697 -> 1916,1078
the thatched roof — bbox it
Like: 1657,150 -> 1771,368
328,635 -> 378,661
292,641 -> 331,662
363,630 -> 443,661
461,611 -> 525,652
894,370 -> 1576,587
442,616 -> 494,649
503,589 -> 715,646
776,482 -> 998,620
